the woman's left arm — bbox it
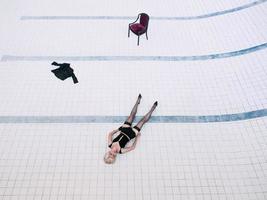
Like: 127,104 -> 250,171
120,133 -> 141,154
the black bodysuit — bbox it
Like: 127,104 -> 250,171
109,122 -> 140,153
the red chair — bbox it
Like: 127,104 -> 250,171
128,13 -> 149,45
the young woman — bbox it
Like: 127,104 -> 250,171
104,94 -> 157,164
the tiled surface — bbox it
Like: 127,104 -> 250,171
20,0 -> 267,21
6,0 -> 256,16
0,53 -> 266,116
0,119 -> 266,200
0,0 -> 267,199
1,5 -> 267,56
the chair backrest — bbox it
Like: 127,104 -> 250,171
139,13 -> 149,28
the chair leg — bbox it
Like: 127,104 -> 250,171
137,35 -> 140,46
146,32 -> 148,40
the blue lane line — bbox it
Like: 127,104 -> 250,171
20,0 -> 267,21
0,109 -> 266,123
2,43 -> 267,62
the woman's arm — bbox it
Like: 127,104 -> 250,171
108,129 -> 119,145
120,134 -> 141,154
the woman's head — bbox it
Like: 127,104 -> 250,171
104,151 -> 117,164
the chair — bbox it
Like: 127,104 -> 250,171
128,13 -> 149,45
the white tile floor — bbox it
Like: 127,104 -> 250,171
0,0 -> 267,199
0,120 -> 266,200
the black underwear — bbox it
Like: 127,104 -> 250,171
108,121 -> 140,153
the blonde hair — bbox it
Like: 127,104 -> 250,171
104,152 -> 116,164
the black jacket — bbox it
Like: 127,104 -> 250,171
51,62 -> 78,84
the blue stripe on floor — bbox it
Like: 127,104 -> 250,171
0,109 -> 266,123
20,0 -> 267,21
2,42 -> 267,62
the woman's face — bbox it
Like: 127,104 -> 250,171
104,145 -> 119,164
104,151 -> 116,164
109,148 -> 117,157
109,151 -> 116,158
110,147 -> 118,155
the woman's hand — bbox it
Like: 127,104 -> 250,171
133,133 -> 141,147
120,133 -> 141,154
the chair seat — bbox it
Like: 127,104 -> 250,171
130,23 -> 145,34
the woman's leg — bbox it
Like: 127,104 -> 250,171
134,101 -> 157,130
125,94 -> 142,124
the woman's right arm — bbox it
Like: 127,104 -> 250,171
108,129 -> 119,145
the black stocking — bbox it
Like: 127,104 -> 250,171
135,102 -> 157,130
125,94 -> 142,124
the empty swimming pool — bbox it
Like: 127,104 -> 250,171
0,0 -> 267,199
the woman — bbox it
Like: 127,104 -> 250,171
104,94 -> 157,164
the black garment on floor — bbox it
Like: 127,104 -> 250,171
51,62 -> 78,84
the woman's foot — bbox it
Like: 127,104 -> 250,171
137,94 -> 142,104
151,101 -> 158,111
